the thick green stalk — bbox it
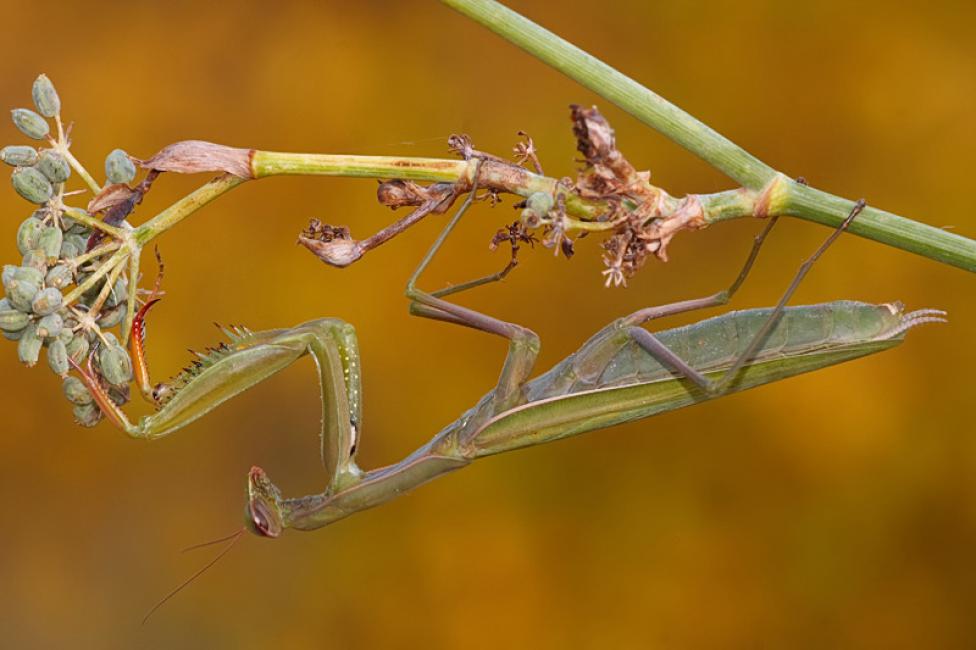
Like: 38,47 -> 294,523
252,150 -> 605,219
251,151 -> 467,182
783,183 -> 973,271
440,0 -> 976,273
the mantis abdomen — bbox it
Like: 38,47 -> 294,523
472,301 -> 940,455
528,301 -> 915,399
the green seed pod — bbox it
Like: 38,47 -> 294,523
16,215 -> 44,255
67,222 -> 90,237
72,402 -> 102,427
59,214 -> 76,231
12,265 -> 44,287
5,265 -> 44,308
0,307 -> 30,332
45,264 -> 73,289
47,338 -> 69,376
36,312 -> 63,339
59,240 -> 79,261
38,226 -> 63,263
63,375 -> 93,406
2,327 -> 24,341
11,108 -> 50,140
31,287 -> 62,315
0,299 -> 21,336
12,166 -> 54,204
106,276 -> 127,308
66,333 -> 89,364
17,322 -> 42,366
58,327 -> 73,345
36,150 -> 70,184
526,191 -> 554,217
98,341 -> 132,387
31,74 -> 60,118
21,249 -> 47,274
0,145 -> 38,167
105,149 -> 136,184
7,277 -> 40,312
1,266 -> 17,288
97,302 -> 126,328
64,233 -> 88,255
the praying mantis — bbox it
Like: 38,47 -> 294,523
68,158 -> 945,540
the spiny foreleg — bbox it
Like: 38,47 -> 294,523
72,314 -> 364,495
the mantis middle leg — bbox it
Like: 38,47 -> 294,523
401,162 -> 792,439
404,160 -> 542,428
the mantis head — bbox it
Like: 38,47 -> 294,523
245,466 -> 285,538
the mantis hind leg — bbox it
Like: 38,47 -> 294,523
628,200 -> 866,395
541,213 -> 781,389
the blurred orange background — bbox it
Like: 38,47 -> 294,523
1,1 -> 974,648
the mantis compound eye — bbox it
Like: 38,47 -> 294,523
245,466 -> 284,538
246,498 -> 281,538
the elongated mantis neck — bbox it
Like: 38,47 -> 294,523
281,438 -> 470,531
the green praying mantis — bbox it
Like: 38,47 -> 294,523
68,158 -> 945,541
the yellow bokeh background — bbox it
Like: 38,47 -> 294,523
1,1 -> 974,648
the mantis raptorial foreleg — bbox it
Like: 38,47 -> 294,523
71,317 -> 366,490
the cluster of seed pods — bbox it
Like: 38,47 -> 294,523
1,75 -> 138,427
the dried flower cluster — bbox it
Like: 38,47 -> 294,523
569,105 -> 707,286
300,106 -> 707,287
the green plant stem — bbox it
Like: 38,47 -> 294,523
439,0 -> 976,273
440,0 -> 774,189
69,240 -> 120,268
134,174 -> 246,246
89,254 -> 126,315
61,147 -> 101,195
128,154 -> 973,274
251,150 -> 604,219
63,206 -> 123,238
781,180 -> 973,271
63,247 -> 127,308
251,151 -> 467,182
